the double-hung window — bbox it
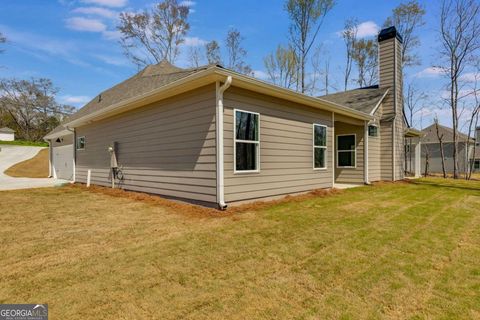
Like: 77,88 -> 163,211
76,136 -> 85,150
337,134 -> 356,168
313,124 -> 327,169
234,109 -> 259,172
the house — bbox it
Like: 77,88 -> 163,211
44,26 -> 422,208
410,123 -> 477,174
0,127 -> 15,141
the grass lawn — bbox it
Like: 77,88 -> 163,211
0,178 -> 479,319
4,148 -> 49,178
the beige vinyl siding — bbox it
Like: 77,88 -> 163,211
368,128 -> 381,181
394,115 -> 405,180
75,84 -> 217,204
335,122 -> 364,183
368,105 -> 382,182
379,38 -> 396,119
223,86 -> 333,203
380,120 -> 393,180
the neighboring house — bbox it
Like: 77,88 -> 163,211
413,123 -> 477,174
44,26 -> 422,208
0,127 -> 15,141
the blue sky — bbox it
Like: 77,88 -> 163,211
0,0 -> 469,129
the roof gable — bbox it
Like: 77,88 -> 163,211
421,123 -> 473,143
319,86 -> 389,114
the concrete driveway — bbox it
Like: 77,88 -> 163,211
0,145 -> 68,191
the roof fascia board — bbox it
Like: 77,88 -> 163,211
214,68 -> 373,121
65,66 -> 373,128
370,89 -> 389,115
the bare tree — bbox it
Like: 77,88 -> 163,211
285,0 -> 335,93
405,82 -> 428,127
117,0 -> 190,68
342,18 -> 358,91
424,144 -> 430,176
438,0 -> 480,178
384,0 -> 426,67
263,44 -> 298,89
465,65 -> 480,179
205,40 -> 222,65
188,46 -> 204,68
434,117 -> 447,178
225,28 -> 252,75
352,39 -> 378,87
0,78 -> 74,141
321,56 -> 331,95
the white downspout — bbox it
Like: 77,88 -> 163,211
332,112 -> 335,187
216,76 -> 232,210
364,121 -> 370,184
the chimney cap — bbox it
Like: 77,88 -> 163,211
378,26 -> 403,43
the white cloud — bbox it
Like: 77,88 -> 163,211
356,21 -> 380,38
102,30 -> 122,40
59,95 -> 91,106
93,53 -> 128,66
253,70 -> 269,80
179,1 -> 195,7
183,36 -> 207,47
459,72 -> 480,82
336,21 -> 380,39
80,0 -> 127,8
415,67 -> 446,78
72,7 -> 117,19
66,17 -> 107,32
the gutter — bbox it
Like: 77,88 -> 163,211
62,67 -> 373,130
216,76 -> 232,210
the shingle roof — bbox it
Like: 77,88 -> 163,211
46,61 -> 382,139
0,127 -> 15,133
421,123 -> 473,143
319,86 -> 388,114
64,60 -> 216,125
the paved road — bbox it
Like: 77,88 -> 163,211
0,145 -> 68,191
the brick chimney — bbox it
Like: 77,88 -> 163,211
378,26 -> 403,119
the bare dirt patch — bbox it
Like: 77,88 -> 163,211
4,148 -> 49,178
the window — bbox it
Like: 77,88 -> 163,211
76,136 -> 85,150
368,125 -> 378,137
234,110 -> 259,172
337,134 -> 356,168
475,160 -> 480,170
313,124 -> 327,169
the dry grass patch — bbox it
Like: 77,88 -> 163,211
0,178 -> 479,319
4,148 -> 49,178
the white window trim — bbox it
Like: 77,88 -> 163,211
313,124 -> 327,170
233,108 -> 260,174
337,134 -> 356,168
76,136 -> 85,151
